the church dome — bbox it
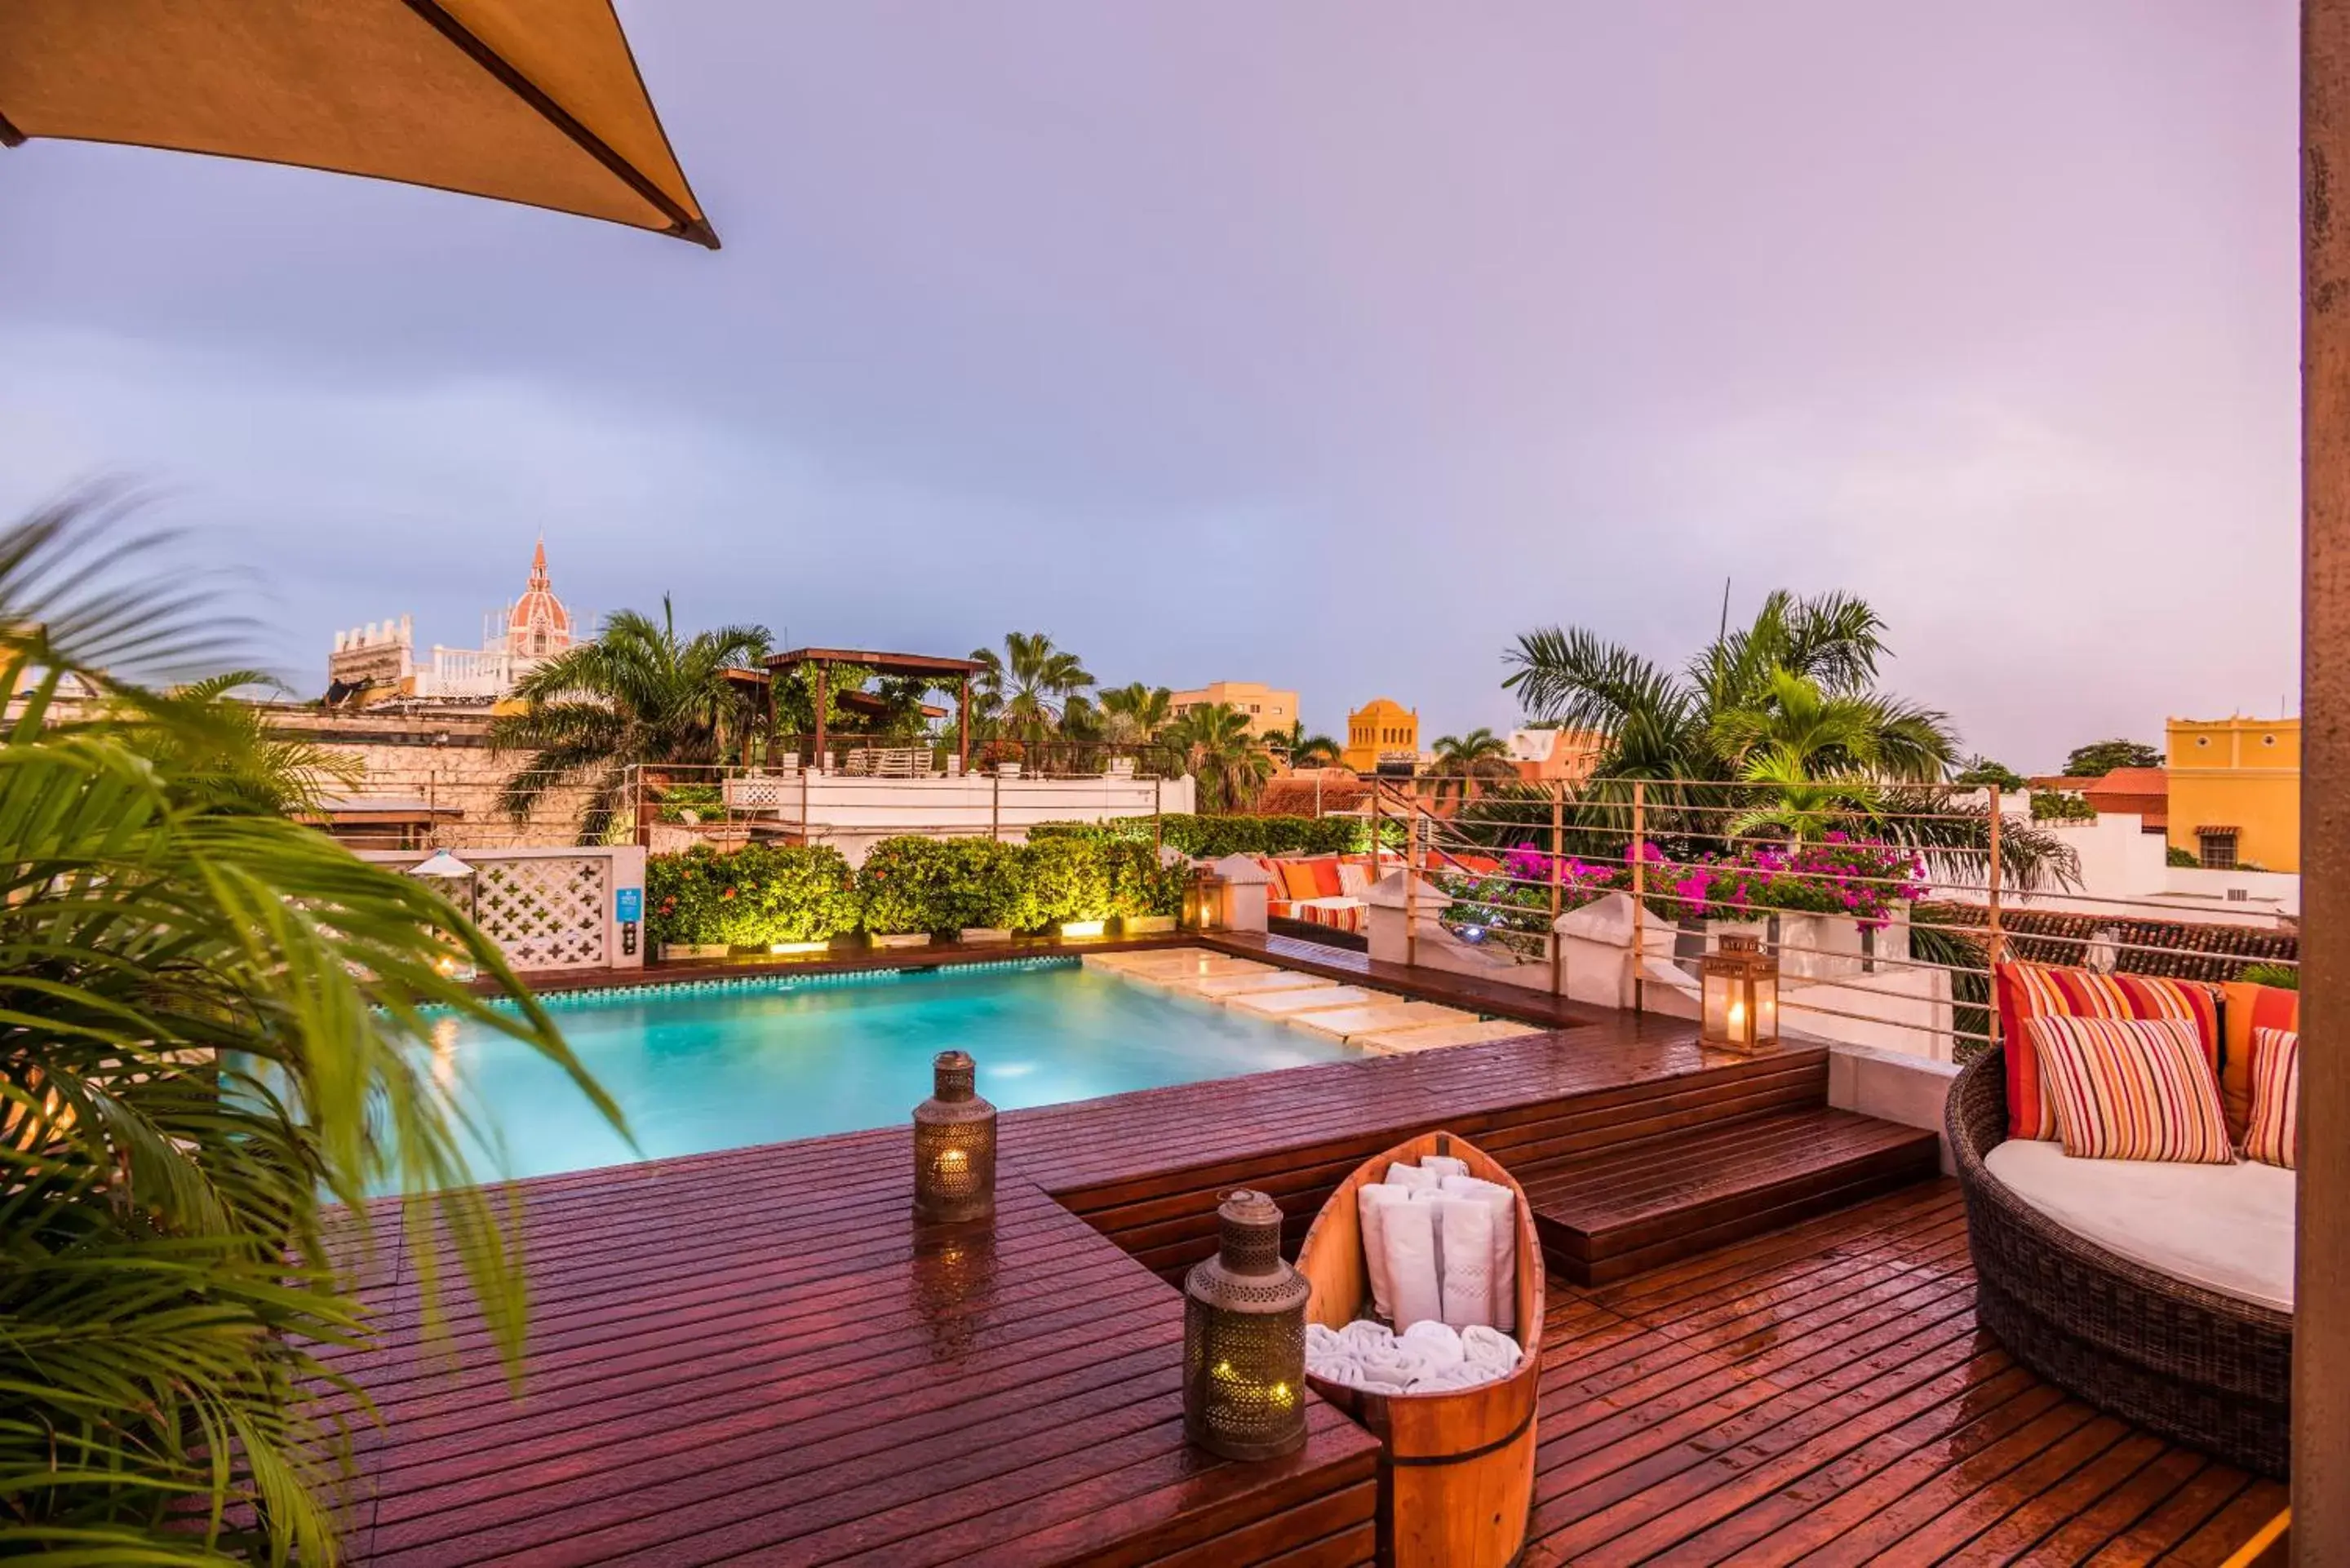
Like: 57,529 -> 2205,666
506,539 -> 574,658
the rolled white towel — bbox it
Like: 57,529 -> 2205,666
1382,1201 -> 1443,1331
1354,1344 -> 1431,1391
1439,1174 -> 1519,1335
1399,1318 -> 1465,1370
1420,1154 -> 1470,1178
1385,1162 -> 1439,1191
1434,1194 -> 1494,1330
1309,1353 -> 1375,1390
1406,1359 -> 1501,1394
1336,1318 -> 1394,1356
1461,1323 -> 1523,1374
1358,1183 -> 1411,1321
1306,1322 -> 1344,1359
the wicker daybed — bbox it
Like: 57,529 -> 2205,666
1949,1046 -> 2293,1477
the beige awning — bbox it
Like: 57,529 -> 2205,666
0,0 -> 716,247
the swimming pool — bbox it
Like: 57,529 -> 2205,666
423,957 -> 1354,1184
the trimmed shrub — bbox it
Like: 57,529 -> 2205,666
858,836 -> 1029,934
1030,813 -> 1382,858
647,842 -> 856,946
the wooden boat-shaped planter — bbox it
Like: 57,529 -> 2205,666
1296,1130 -> 1544,1568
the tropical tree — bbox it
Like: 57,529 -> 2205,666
109,670 -> 361,817
967,632 -> 1095,750
0,500 -> 619,1565
1426,727 -> 1517,804
1164,701 -> 1275,813
488,598 -> 770,841
1097,682 -> 1173,746
1953,755 -> 2028,791
1496,588 -> 2074,889
1272,720 -> 1341,768
2062,738 -> 2162,777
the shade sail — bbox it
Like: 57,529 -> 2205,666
0,0 -> 716,246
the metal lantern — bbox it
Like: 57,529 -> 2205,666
1184,868 -> 1230,931
1182,1189 -> 1310,1461
407,848 -> 479,981
911,1050 -> 997,1224
1700,932 -> 1780,1054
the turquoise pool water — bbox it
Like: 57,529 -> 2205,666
424,958 -> 1352,1184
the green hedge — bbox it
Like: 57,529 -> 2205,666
1030,813 -> 1390,858
647,842 -> 857,946
649,834 -> 1189,946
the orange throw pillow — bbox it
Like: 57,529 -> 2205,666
2029,1015 -> 2234,1163
1995,962 -> 2220,1141
2220,981 -> 2300,1143
2243,1027 -> 2300,1170
1279,860 -> 1324,901
1307,858 -> 1346,898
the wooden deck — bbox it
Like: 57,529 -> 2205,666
1524,1182 -> 2286,1566
328,946 -> 2283,1566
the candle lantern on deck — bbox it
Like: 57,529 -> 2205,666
1184,868 -> 1230,932
1700,933 -> 1780,1054
1182,1189 -> 1310,1461
911,1050 -> 996,1223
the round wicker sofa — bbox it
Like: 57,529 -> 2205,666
1948,1047 -> 2293,1478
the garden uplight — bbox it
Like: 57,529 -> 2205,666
911,1049 -> 997,1224
1182,1189 -> 1309,1461
1700,933 -> 1779,1055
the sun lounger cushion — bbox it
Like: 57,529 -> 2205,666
1292,897 -> 1366,935
1984,1136 -> 2295,1312
1994,962 -> 2220,1141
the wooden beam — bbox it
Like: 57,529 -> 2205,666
2300,2 -> 2350,1556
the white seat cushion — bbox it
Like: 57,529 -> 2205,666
1984,1137 -> 2295,1313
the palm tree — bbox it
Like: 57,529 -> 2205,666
1271,719 -> 1341,768
1498,588 -> 2074,889
1426,726 -> 1517,804
0,501 -> 619,1564
489,597 -> 770,842
109,670 -> 361,817
967,632 -> 1094,750
1097,682 -> 1173,745
1164,701 -> 1274,813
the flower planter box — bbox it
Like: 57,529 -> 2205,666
1120,915 -> 1179,936
657,942 -> 731,961
959,927 -> 1014,944
871,932 -> 933,950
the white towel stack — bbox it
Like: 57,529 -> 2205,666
1351,1154 -> 1521,1336
1304,1318 -> 1523,1395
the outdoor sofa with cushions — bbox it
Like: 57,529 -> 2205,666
1258,854 -> 1377,935
1949,967 -> 2297,1477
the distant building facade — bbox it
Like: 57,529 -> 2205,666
1168,680 -> 1299,738
326,540 -> 582,706
1342,698 -> 1420,773
2166,715 -> 2300,871
1508,727 -> 1607,783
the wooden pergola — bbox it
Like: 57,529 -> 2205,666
758,647 -> 987,770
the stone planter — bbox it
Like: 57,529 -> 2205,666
959,927 -> 1014,944
871,932 -> 933,950
1771,906 -> 1910,980
1120,914 -> 1178,936
657,942 -> 730,961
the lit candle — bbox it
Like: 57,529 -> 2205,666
933,1146 -> 969,1180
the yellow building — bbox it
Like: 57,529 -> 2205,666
2166,715 -> 2300,871
1342,698 -> 1420,773
1168,680 -> 1299,738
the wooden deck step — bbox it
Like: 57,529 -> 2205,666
1522,1105 -> 1941,1286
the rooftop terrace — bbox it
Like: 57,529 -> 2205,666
325,940 -> 2283,1566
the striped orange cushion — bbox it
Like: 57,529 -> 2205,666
2029,1015 -> 2234,1163
2220,981 -> 2299,1142
2244,1026 -> 2300,1170
1995,963 -> 2221,1141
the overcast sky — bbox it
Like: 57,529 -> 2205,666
0,1 -> 2299,770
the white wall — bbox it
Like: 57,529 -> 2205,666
723,773 -> 1195,866
1970,811 -> 2299,926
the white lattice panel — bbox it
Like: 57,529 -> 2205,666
475,857 -> 608,969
